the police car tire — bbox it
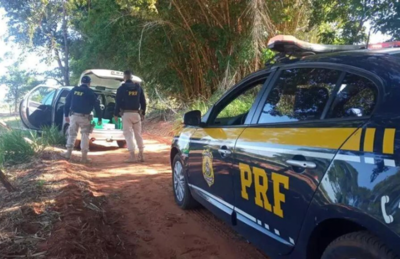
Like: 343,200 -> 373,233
117,141 -> 127,148
321,231 -> 398,259
172,154 -> 198,210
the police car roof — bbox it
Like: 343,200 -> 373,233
267,35 -> 400,82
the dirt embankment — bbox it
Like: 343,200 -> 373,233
0,152 -> 131,258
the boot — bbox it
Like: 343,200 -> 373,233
124,151 -> 136,163
138,150 -> 144,162
62,148 -> 73,160
81,151 -> 92,163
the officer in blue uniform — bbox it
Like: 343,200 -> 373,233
63,76 -> 102,163
114,70 -> 146,163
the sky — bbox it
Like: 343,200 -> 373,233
0,9 -> 393,104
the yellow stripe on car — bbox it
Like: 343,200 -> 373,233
238,128 -> 359,150
383,128 -> 396,154
364,128 -> 376,152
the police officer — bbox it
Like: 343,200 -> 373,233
114,70 -> 146,163
63,76 -> 102,163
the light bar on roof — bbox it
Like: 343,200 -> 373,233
368,41 -> 400,49
268,35 -> 365,56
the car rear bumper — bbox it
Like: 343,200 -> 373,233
92,129 -> 125,142
76,129 -> 125,142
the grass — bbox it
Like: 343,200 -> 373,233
0,115 -> 23,129
0,125 -> 65,168
0,130 -> 36,166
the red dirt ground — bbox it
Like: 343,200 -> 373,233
82,131 -> 268,259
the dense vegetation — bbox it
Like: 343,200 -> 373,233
0,0 -> 398,109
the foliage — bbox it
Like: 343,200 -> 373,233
70,0 -> 315,100
0,125 -> 63,167
40,125 -> 66,146
0,0 -> 92,85
0,130 -> 35,166
0,61 -> 44,112
309,0 -> 399,44
1,0 -> 399,106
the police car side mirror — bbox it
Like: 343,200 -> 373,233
184,110 -> 201,126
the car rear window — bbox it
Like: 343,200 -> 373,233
327,73 -> 378,119
258,68 -> 341,124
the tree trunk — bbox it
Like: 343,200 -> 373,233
0,169 -> 17,192
14,86 -> 19,113
14,99 -> 18,113
62,1 -> 70,86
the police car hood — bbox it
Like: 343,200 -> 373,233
80,69 -> 143,90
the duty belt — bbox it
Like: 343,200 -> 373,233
123,110 -> 139,113
71,112 -> 91,118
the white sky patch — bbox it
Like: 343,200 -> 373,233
365,21 -> 391,44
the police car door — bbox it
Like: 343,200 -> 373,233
187,72 -> 269,223
232,66 -> 367,256
20,85 -> 58,130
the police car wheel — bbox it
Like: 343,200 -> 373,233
321,231 -> 397,259
172,154 -> 198,209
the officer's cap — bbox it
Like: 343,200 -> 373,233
81,76 -> 91,84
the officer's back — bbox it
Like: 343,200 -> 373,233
69,84 -> 98,115
118,80 -> 144,111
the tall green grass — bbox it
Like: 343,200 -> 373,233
40,126 -> 66,147
0,125 -> 65,167
0,130 -> 36,166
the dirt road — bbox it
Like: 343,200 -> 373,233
84,134 -> 267,259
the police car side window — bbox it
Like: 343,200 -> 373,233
258,68 -> 340,124
211,79 -> 265,126
327,73 -> 377,118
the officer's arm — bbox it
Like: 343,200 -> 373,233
64,89 -> 73,118
114,87 -> 123,117
140,87 -> 147,116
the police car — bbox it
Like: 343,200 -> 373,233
170,35 -> 400,259
19,69 -> 142,148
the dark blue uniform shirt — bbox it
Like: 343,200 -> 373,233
114,80 -> 147,116
64,84 -> 102,119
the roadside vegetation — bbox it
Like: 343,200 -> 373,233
0,0 -> 398,118
0,125 -> 65,168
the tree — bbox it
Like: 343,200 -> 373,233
70,0 -> 316,101
0,61 -> 44,113
0,0 -> 90,86
309,0 -> 399,44
373,1 -> 400,40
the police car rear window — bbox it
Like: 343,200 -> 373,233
327,73 -> 377,118
258,68 -> 340,124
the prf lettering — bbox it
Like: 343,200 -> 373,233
74,91 -> 83,96
240,163 -> 289,218
128,91 -> 138,96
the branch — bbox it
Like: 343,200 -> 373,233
0,120 -> 11,131
0,169 -> 17,192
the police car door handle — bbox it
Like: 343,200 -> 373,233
286,160 -> 316,169
218,146 -> 232,158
